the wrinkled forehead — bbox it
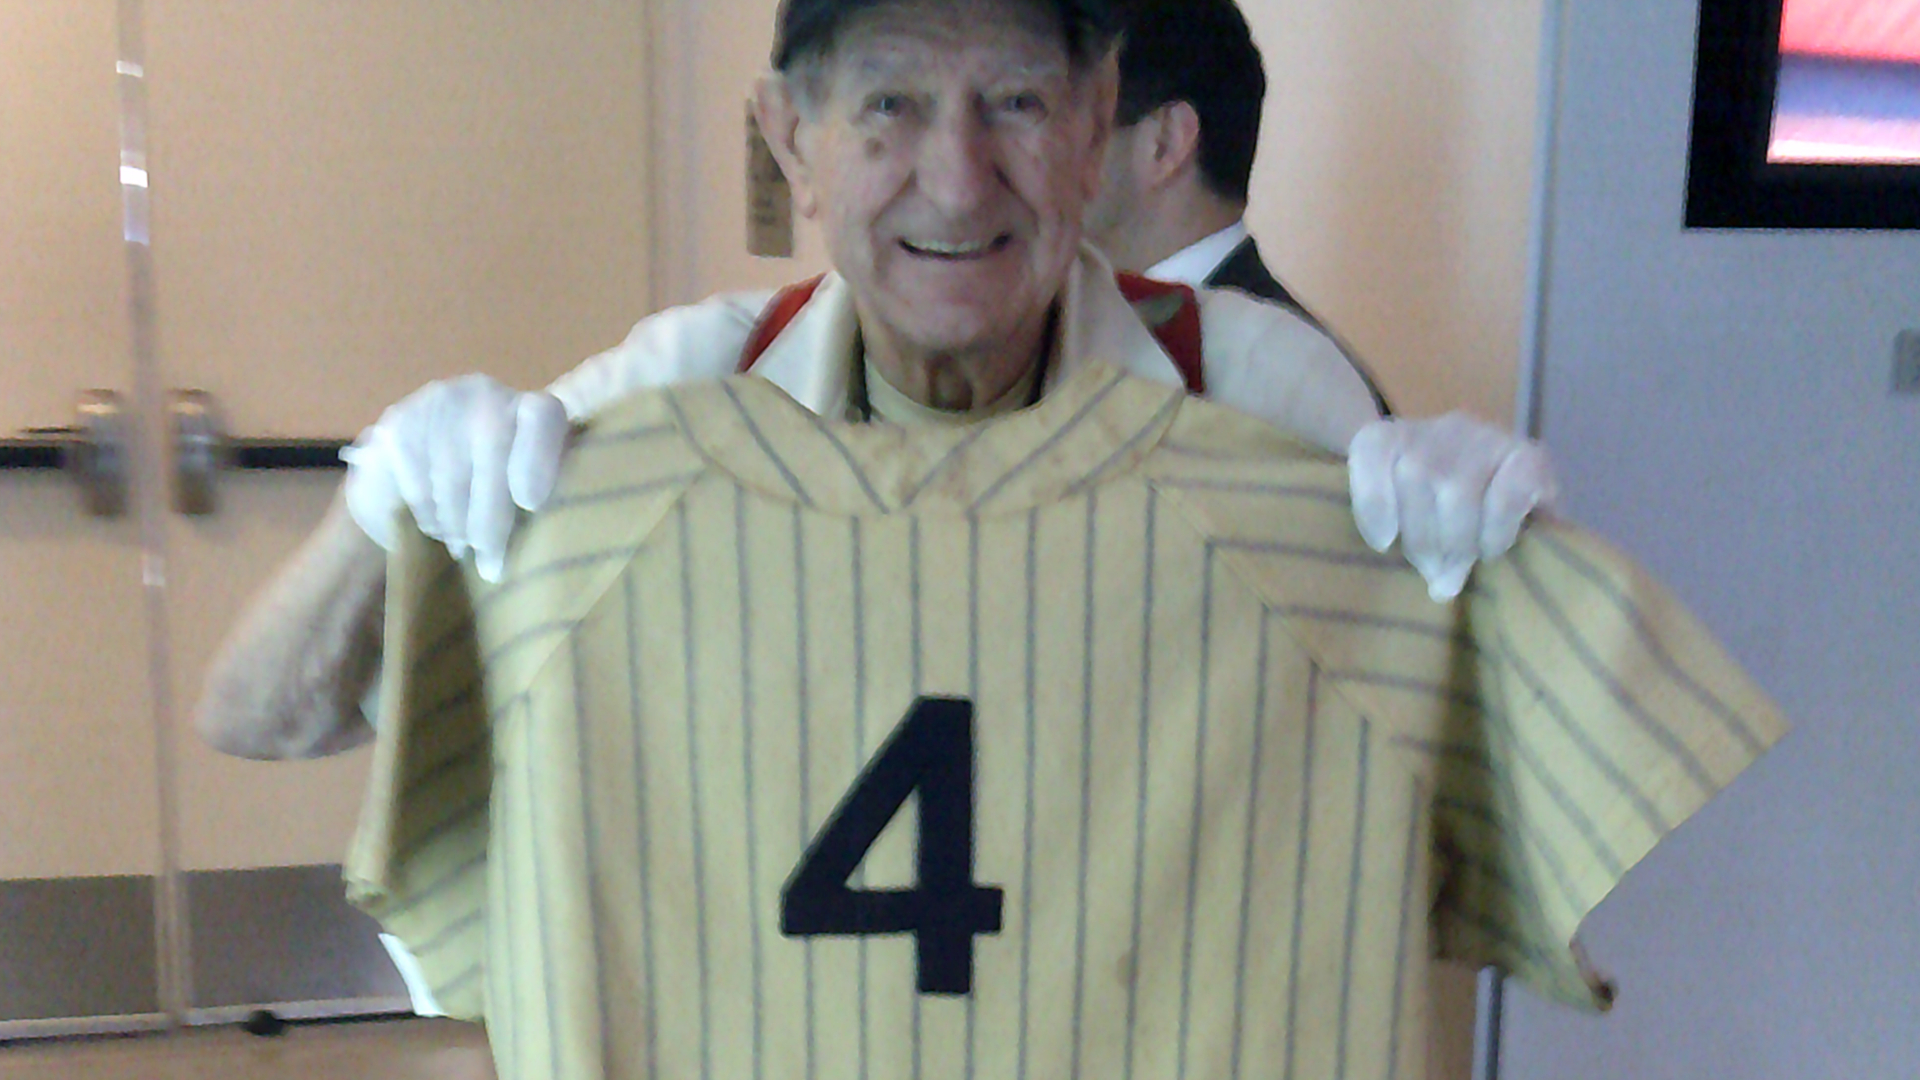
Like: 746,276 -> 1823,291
803,0 -> 1075,85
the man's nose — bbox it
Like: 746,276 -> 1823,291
914,105 -> 1002,214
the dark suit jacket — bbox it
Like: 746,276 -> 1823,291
1204,237 -> 1392,416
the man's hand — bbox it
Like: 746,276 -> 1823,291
1347,413 -> 1558,601
341,375 -> 571,582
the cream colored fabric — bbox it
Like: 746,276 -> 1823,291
347,365 -> 1786,1080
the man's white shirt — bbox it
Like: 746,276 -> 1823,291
1142,220 -> 1250,288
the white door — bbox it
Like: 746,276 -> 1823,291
2,0 -> 655,1032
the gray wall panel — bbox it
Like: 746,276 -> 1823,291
1505,0 -> 1920,1075
185,865 -> 405,1010
0,877 -> 158,1021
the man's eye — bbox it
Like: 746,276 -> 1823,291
1001,92 -> 1047,117
867,94 -> 911,118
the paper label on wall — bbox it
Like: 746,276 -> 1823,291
747,100 -> 795,258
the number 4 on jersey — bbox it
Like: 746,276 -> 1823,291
781,697 -> 1005,995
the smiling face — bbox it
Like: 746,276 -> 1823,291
757,0 -> 1116,407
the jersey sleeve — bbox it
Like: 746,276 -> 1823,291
344,389 -> 712,1022
344,527 -> 492,1022
544,289 -> 775,421
1146,400 -> 1787,1012
1437,522 -> 1787,1008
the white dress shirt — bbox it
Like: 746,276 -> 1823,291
1143,220 -> 1250,287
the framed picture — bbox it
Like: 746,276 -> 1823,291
1685,0 -> 1920,228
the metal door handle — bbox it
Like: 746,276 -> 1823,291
168,390 -> 349,516
0,390 -> 130,518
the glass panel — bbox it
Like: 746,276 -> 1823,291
139,0 -> 653,1013
0,0 -> 162,1027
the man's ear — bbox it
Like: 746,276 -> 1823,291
1077,49 -> 1121,202
753,72 -> 820,219
1145,100 -> 1203,190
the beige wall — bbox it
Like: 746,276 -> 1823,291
1239,0 -> 1546,424
647,0 -> 831,309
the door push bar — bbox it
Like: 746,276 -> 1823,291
0,390 -> 347,518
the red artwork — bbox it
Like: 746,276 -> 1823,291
1779,0 -> 1920,65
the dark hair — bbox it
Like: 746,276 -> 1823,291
772,0 -> 1120,71
1113,0 -> 1264,203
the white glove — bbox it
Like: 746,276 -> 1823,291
1347,412 -> 1558,602
341,374 -> 571,583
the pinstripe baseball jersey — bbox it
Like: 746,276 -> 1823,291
346,364 -> 1786,1080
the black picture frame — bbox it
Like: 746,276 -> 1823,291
1685,0 -> 1920,229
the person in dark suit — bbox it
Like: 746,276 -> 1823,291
1085,0 -> 1389,412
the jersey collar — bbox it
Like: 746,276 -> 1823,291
667,362 -> 1186,517
747,245 -> 1194,420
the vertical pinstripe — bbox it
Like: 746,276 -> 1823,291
1069,490 -> 1097,1079
908,516 -> 924,1080
1015,510 -> 1038,1080
850,516 -> 870,1080
486,717 -> 516,1078
1227,612 -> 1273,1080
518,708 -> 537,1080
1174,544 -> 1219,1080
965,514 -> 981,1080
909,517 -> 924,693
737,486 -> 767,1080
678,502 -> 714,1080
496,701 -> 522,1080
1283,665 -> 1322,1080
1121,488 -> 1156,1080
795,505 -> 818,1080
1386,781 -> 1425,1080
1336,720 -> 1374,1078
625,573 -> 660,1080
526,691 -> 564,1080
574,640 -> 614,1075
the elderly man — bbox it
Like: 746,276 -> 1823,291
198,0 -> 1550,763
1086,0 -> 1387,410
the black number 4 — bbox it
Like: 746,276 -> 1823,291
780,697 -> 1005,996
